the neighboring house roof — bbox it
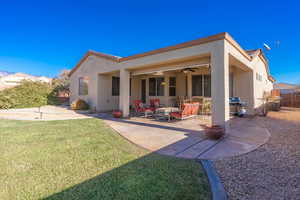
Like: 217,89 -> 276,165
274,83 -> 300,90
69,32 -> 274,81
280,89 -> 300,94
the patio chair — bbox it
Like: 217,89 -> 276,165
150,98 -> 163,110
134,100 -> 155,117
192,97 -> 203,114
191,102 -> 200,115
169,103 -> 199,120
176,96 -> 188,108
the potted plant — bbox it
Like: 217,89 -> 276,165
112,110 -> 122,118
204,125 -> 225,140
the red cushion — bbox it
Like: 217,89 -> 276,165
170,112 -> 182,119
145,108 -> 155,112
150,99 -> 160,108
191,103 -> 200,115
181,103 -> 191,116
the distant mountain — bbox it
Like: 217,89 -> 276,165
0,70 -> 13,77
0,72 -> 52,91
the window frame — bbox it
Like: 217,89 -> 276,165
112,76 -> 120,96
192,75 -> 203,96
149,77 -> 165,96
169,77 -> 176,96
78,77 -> 89,96
192,74 -> 211,97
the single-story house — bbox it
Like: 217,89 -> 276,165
69,32 -> 274,126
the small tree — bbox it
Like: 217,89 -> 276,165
47,69 -> 70,105
51,69 -> 70,93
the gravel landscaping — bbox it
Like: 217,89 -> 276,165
214,107 -> 300,200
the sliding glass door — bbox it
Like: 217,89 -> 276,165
192,75 -> 211,97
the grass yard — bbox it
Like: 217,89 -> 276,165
0,118 -> 211,200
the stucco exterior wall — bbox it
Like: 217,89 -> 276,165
97,73 -> 120,111
252,56 -> 274,110
233,68 -> 255,113
226,40 -> 273,114
69,55 -> 118,111
69,36 -> 273,123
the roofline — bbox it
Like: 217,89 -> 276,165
69,50 -> 121,76
255,48 -> 272,80
68,32 -> 271,77
69,32 -> 229,76
119,32 -> 228,61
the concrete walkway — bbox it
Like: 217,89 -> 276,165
0,106 -> 96,120
100,114 -> 270,160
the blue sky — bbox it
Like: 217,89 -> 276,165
0,0 -> 299,83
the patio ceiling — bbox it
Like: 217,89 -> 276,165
131,63 -> 210,76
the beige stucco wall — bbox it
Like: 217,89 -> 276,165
232,67 -> 255,113
226,40 -> 273,114
69,37 -> 273,125
69,55 -> 118,111
252,56 -> 274,111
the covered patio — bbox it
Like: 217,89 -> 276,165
98,53 -> 253,126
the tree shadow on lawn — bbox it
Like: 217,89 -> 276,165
42,128 -> 212,200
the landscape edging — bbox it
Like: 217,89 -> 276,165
199,159 -> 228,200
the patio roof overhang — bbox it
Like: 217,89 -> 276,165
131,63 -> 210,76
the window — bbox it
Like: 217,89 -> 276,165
203,75 -> 211,97
112,77 -> 131,96
192,75 -> 211,97
112,76 -> 120,96
79,77 -> 88,95
149,77 -> 165,96
169,77 -> 176,96
149,78 -> 156,96
256,73 -> 262,81
192,75 -> 203,96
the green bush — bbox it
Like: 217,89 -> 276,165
0,81 -> 52,109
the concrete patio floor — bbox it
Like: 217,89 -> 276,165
99,114 -> 270,160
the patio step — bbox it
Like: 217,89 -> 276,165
156,136 -> 205,157
175,139 -> 218,159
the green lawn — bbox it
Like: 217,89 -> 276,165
0,118 -> 211,200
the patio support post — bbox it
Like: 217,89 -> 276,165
211,41 -> 230,129
119,69 -> 130,117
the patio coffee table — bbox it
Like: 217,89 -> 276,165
155,107 -> 179,121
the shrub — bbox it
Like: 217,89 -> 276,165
0,81 -> 52,109
71,99 -> 89,110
